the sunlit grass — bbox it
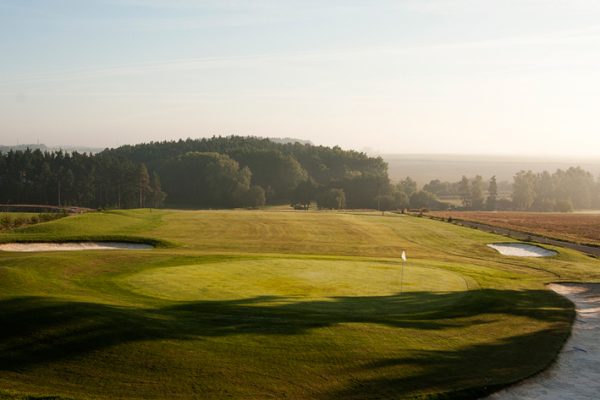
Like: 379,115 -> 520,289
0,209 -> 597,399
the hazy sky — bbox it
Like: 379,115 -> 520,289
1,0 -> 600,155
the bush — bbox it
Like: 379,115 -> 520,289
38,213 -> 68,223
0,214 -> 12,229
13,216 -> 27,227
39,213 -> 55,222
30,215 -> 40,224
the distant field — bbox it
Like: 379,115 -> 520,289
429,211 -> 600,246
0,210 -> 599,399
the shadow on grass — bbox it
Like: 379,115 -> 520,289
0,289 -> 573,398
324,326 -> 570,400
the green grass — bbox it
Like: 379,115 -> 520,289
0,209 -> 598,399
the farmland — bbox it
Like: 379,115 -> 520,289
428,211 -> 600,247
0,209 -> 599,399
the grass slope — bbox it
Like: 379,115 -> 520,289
0,209 -> 599,399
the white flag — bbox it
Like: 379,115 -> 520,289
401,251 -> 407,262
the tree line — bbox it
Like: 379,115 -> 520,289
0,136 -> 392,210
0,149 -> 166,209
1,136 -> 598,212
511,167 -> 600,211
415,166 -> 600,212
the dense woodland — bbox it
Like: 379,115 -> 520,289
0,137 -> 391,209
1,136 -> 599,212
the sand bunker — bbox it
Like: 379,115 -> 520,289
0,242 -> 153,252
488,283 -> 600,400
487,243 -> 557,257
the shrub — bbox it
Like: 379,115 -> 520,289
0,214 -> 12,229
13,216 -> 27,227
39,213 -> 55,222
38,213 -> 67,222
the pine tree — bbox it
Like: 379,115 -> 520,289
458,176 -> 471,209
138,163 -> 150,208
149,172 -> 167,208
486,176 -> 498,210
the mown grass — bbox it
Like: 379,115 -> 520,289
0,209 -> 598,399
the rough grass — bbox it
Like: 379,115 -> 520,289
0,213 -> 38,218
0,209 -> 598,399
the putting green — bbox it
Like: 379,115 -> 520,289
120,258 -> 468,301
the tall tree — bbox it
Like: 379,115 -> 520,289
486,175 -> 498,211
316,188 -> 346,210
470,175 -> 485,210
423,179 -> 451,197
397,177 -> 417,197
291,179 -> 317,209
160,152 -> 251,208
244,185 -> 266,208
458,176 -> 471,209
392,190 -> 410,210
148,172 -> 167,208
138,163 -> 151,208
512,171 -> 536,210
532,171 -> 554,211
409,190 -> 440,210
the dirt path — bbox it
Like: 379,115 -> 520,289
487,283 -> 600,400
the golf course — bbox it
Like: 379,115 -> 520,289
1,209 -> 599,399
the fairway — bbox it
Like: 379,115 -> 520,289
1,210 -> 599,399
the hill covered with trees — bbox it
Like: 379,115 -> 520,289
0,136 -> 394,210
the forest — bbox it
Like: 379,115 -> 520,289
1,136 -> 599,212
0,137 -> 391,209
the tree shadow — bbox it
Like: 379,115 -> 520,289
323,327 -> 570,399
0,288 -> 573,398
0,289 -> 571,366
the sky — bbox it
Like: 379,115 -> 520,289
1,0 -> 600,156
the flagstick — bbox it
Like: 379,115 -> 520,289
400,250 -> 407,296
400,258 -> 404,295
